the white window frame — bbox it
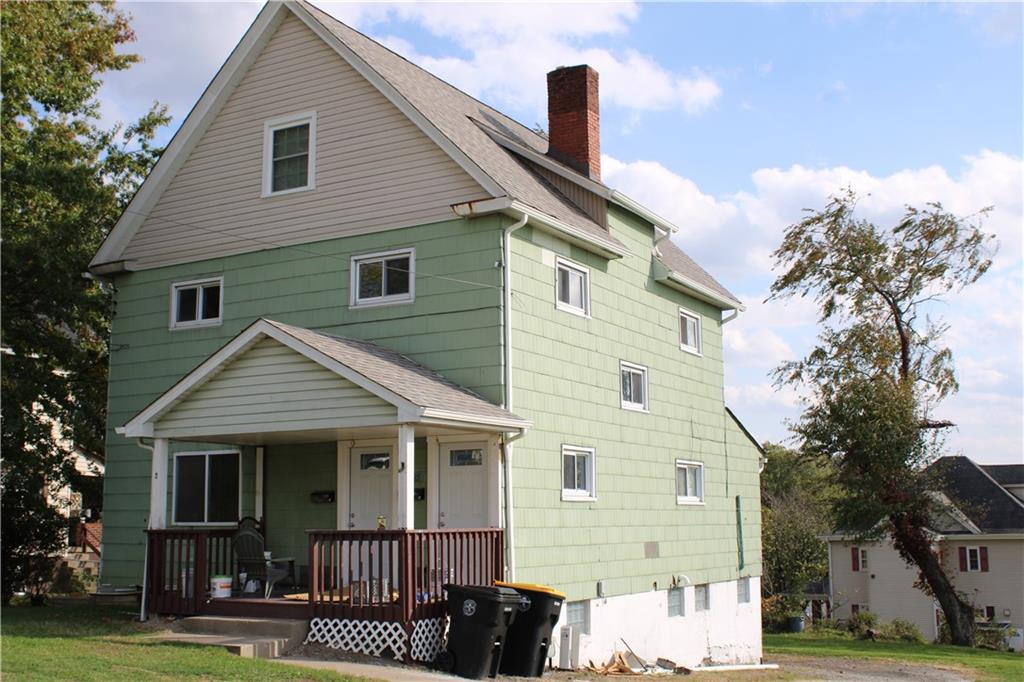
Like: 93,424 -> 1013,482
169,276 -> 223,330
561,444 -> 596,502
675,459 -> 705,505
694,584 -> 710,612
667,587 -> 686,617
737,577 -> 751,604
555,256 -> 591,318
859,548 -> 869,571
172,450 -> 242,526
350,247 -> 416,308
966,546 -> 981,572
679,307 -> 703,356
262,111 -> 317,197
619,361 -> 649,412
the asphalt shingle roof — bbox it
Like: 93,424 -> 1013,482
656,239 -> 741,306
266,320 -> 524,424
927,456 -> 1024,533
981,464 -> 1024,486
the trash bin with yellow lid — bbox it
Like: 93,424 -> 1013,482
494,581 -> 566,677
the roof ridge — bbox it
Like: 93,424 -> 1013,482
298,0 -> 549,152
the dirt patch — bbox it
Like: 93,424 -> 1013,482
766,653 -> 971,681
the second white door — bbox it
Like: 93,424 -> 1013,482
349,446 -> 392,529
438,442 -> 488,528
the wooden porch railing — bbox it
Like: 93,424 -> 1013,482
308,529 -> 504,624
144,529 -> 237,615
75,521 -> 103,555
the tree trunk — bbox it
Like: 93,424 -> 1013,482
889,514 -> 975,646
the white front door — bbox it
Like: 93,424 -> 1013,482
438,442 -> 488,528
349,446 -> 392,529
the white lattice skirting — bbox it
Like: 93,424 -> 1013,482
304,617 -> 447,662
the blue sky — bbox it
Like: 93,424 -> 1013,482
102,2 -> 1023,464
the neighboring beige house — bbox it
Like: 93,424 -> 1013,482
827,456 -> 1024,647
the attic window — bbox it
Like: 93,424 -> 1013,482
263,112 -> 316,196
171,277 -> 222,329
679,307 -> 702,355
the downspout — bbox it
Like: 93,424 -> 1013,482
136,438 -> 155,622
501,211 -> 528,581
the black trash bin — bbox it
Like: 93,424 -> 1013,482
494,581 -> 565,677
438,584 -> 521,679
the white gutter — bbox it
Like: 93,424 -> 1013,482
500,210 -> 529,582
663,271 -> 746,312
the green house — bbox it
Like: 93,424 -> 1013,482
91,0 -> 764,667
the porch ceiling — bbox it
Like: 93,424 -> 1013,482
118,318 -> 530,441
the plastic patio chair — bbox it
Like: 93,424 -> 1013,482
232,527 -> 293,599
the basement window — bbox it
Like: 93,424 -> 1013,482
351,248 -> 415,307
667,587 -> 686,617
695,584 -> 710,612
171,277 -> 222,329
173,451 -> 240,525
566,600 -> 591,635
737,578 -> 751,604
262,112 -> 316,196
555,257 -> 590,317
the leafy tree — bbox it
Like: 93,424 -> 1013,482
770,190 -> 996,645
1,0 -> 169,603
760,443 -> 834,617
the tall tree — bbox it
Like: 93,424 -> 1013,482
1,0 -> 169,603
770,190 -> 996,645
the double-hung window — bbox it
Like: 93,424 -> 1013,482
679,308 -> 702,355
171,277 -> 222,329
351,248 -> 415,307
676,459 -> 704,504
562,445 -> 596,501
555,257 -> 590,317
262,112 -> 316,196
173,451 -> 240,525
620,361 -> 649,412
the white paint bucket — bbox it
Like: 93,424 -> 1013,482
210,575 -> 232,599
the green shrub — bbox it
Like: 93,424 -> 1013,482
809,618 -> 848,635
975,625 -> 1010,651
877,618 -> 925,643
50,563 -> 86,595
846,610 -> 879,637
761,594 -> 790,632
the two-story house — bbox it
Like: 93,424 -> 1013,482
827,456 -> 1024,647
90,0 -> 762,667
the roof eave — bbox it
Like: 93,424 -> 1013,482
656,268 -> 745,312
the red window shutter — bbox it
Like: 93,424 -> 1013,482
958,546 -> 968,571
980,546 -> 989,572
985,606 -> 995,620
851,546 -> 860,571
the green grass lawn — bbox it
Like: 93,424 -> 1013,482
765,631 -> 1024,681
1,602 -> 364,681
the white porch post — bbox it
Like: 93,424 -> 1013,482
254,446 -> 264,521
394,424 -> 415,529
149,438 -> 169,529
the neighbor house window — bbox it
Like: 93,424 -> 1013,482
562,445 -> 596,501
555,257 -> 590,317
679,308 -> 702,355
620,361 -> 649,412
566,600 -> 591,634
667,587 -> 686,617
171,277 -> 222,329
737,578 -> 751,604
851,546 -> 869,571
262,112 -> 316,196
173,451 -> 240,525
351,248 -> 415,307
694,584 -> 710,612
961,546 -> 988,572
675,460 -> 704,504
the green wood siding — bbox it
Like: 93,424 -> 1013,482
507,206 -> 762,600
100,217 -> 503,586
155,337 -> 396,439
264,442 -> 336,573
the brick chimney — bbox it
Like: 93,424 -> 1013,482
546,65 -> 600,180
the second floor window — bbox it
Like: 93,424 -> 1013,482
562,445 -> 596,501
263,112 -> 316,196
171,277 -> 222,329
351,248 -> 415,307
676,459 -> 704,504
555,257 -> 590,317
620,361 -> 649,412
680,307 -> 702,354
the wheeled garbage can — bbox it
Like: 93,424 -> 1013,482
438,584 -> 521,679
494,581 -> 565,677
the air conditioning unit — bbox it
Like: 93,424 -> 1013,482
558,625 -> 580,670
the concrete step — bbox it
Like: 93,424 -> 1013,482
149,631 -> 291,659
172,616 -> 309,654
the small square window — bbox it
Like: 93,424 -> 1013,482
695,584 -> 710,612
620,361 -> 649,412
566,600 -> 591,634
679,308 -> 702,355
351,249 -> 415,307
562,445 -> 596,501
737,578 -> 751,604
262,112 -> 316,196
171,278 -> 223,329
555,257 -> 590,317
667,587 -> 686,617
676,460 -> 704,504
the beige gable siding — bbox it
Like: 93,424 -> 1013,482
154,337 -> 396,438
530,162 -> 608,228
123,13 -> 486,269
